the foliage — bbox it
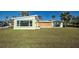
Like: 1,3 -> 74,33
52,15 -> 55,19
70,16 -> 79,24
60,12 -> 72,27
21,11 -> 29,16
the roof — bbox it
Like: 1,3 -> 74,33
38,20 -> 51,22
11,15 -> 38,19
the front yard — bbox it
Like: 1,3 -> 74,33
0,28 -> 79,48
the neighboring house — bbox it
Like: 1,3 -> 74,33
13,15 -> 62,30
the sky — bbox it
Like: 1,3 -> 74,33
0,11 -> 79,21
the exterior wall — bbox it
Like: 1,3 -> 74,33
37,22 -> 52,28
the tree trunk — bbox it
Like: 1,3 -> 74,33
64,21 -> 67,27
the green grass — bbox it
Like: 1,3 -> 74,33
0,28 -> 79,48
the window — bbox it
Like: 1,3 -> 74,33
17,21 -> 19,26
17,20 -> 32,26
20,21 -> 29,26
30,20 -> 32,26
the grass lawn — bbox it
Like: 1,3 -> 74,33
0,28 -> 79,48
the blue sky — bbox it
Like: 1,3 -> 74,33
0,11 -> 79,21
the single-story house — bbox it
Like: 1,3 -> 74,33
13,15 -> 63,30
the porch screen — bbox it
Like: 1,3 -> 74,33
17,20 -> 32,26
20,21 -> 29,26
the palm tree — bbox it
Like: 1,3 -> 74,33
11,16 -> 16,25
4,16 -> 9,24
52,15 -> 55,20
21,11 -> 29,16
60,12 -> 71,27
1,16 -> 9,26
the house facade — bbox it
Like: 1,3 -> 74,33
13,15 -> 63,30
14,15 -> 40,29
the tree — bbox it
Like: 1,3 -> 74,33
70,16 -> 79,27
60,12 -> 72,27
21,11 -> 29,16
4,16 -> 9,26
52,15 -> 55,20
75,16 -> 79,24
10,16 -> 16,26
38,16 -> 42,19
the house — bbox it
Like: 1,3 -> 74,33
13,15 -> 40,29
13,15 -> 63,30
